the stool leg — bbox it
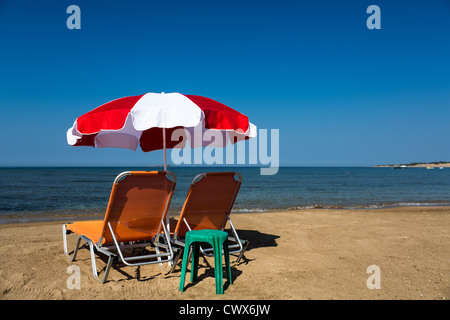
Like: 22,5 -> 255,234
223,240 -> 232,285
190,242 -> 199,283
179,245 -> 191,292
214,238 -> 224,294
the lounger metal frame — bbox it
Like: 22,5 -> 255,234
171,172 -> 249,268
63,171 -> 177,283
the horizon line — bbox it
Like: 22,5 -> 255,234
0,165 -> 380,168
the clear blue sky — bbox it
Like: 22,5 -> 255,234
1,0 -> 449,167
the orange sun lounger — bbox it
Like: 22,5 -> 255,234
63,171 -> 176,283
169,172 -> 249,269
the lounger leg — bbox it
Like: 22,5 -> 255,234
168,248 -> 182,274
98,255 -> 114,284
91,255 -> 114,284
87,240 -> 115,284
223,240 -> 232,285
88,240 -> 100,280
228,219 -> 250,262
236,240 -> 250,263
63,224 -> 83,262
155,222 -> 175,272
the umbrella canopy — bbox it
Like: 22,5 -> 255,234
67,92 -> 257,169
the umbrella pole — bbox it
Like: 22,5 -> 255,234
163,127 -> 167,171
162,127 -> 169,235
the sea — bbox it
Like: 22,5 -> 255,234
1,166 -> 450,224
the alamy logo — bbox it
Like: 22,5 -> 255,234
366,265 -> 381,289
169,128 -> 279,175
67,5 -> 81,30
367,5 -> 381,30
66,265 -> 81,289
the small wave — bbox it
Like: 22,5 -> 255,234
232,208 -> 267,213
2,201 -> 450,224
0,208 -> 105,224
237,201 -> 450,213
395,201 -> 450,207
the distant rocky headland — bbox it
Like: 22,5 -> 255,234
374,161 -> 450,168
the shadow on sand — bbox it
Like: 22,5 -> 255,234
71,228 -> 280,285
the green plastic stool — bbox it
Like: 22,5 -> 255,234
179,229 -> 232,294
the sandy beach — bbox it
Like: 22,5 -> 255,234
0,206 -> 448,300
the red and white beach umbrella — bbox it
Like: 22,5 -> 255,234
67,92 -> 257,169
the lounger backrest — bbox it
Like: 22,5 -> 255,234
175,172 -> 241,236
100,171 -> 176,243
